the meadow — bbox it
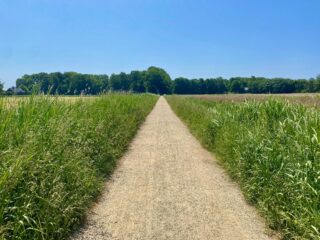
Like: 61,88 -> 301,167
166,95 -> 320,240
0,94 -> 158,240
0,96 -> 99,109
188,93 -> 320,107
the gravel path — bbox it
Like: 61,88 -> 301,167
71,96 -> 275,240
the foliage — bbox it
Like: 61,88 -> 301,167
0,82 -> 3,95
16,72 -> 109,95
0,94 -> 158,240
144,66 -> 172,94
167,96 -> 320,240
174,77 -> 227,94
13,68 -> 320,95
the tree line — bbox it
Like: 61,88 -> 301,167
0,82 -> 3,95
2,66 -> 320,95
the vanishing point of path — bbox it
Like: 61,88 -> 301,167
72,97 -> 275,240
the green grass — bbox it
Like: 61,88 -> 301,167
166,95 -> 320,240
0,94 -> 158,240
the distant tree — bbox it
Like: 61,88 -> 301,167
206,78 -> 228,94
129,71 -> 146,92
145,67 -> 172,94
5,87 -> 14,95
19,85 -> 30,94
293,80 -> 309,93
98,75 -> 109,93
229,78 -> 246,93
246,77 -> 268,93
270,79 -> 295,93
109,74 -> 122,91
174,78 -> 192,94
197,79 -> 206,94
119,72 -> 130,91
0,82 -> 3,95
189,79 -> 200,94
12,68 -> 320,95
16,75 -> 32,93
214,77 -> 228,93
309,75 -> 320,92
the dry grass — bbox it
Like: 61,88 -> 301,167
187,93 -> 320,107
0,95 -> 98,109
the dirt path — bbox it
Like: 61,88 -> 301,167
72,96 -> 275,240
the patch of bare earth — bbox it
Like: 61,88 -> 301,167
71,96 -> 277,240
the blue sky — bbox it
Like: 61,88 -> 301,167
1,0 -> 320,88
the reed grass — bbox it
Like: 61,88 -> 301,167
167,95 -> 320,240
0,94 -> 158,240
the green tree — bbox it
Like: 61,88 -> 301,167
119,72 -> 130,91
109,74 -> 122,91
129,71 -> 146,92
145,67 -> 172,94
270,79 -> 295,93
206,78 -> 228,94
174,78 -> 192,94
0,82 -> 4,95
12,68 -> 319,95
229,78 -> 246,93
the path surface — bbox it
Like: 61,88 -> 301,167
72,97 -> 275,240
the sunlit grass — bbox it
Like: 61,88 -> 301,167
189,93 -> 320,107
167,95 -> 320,240
0,94 -> 158,240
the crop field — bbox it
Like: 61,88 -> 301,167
0,96 -> 99,109
188,93 -> 320,107
166,95 -> 320,240
0,94 -> 158,240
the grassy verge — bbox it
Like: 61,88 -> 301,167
166,95 -> 320,240
0,94 -> 158,240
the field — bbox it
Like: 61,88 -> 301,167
2,93 -> 320,240
187,93 -> 320,107
166,95 -> 320,240
0,94 -> 158,240
0,96 -> 99,109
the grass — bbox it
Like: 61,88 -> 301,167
0,94 -> 158,240
0,96 -> 99,109
166,95 -> 320,240
189,93 -> 320,107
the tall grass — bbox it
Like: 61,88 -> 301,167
0,94 -> 158,240
167,96 -> 320,240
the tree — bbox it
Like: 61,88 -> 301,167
145,67 -> 172,94
270,79 -> 295,93
174,78 -> 192,94
119,72 -> 130,91
0,82 -> 3,95
206,78 -> 228,94
129,71 -> 146,92
99,75 -> 109,93
109,74 -> 122,91
5,87 -> 14,95
214,77 -> 228,93
11,68 -> 320,95
229,78 -> 246,93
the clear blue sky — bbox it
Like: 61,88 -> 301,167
1,0 -> 320,88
